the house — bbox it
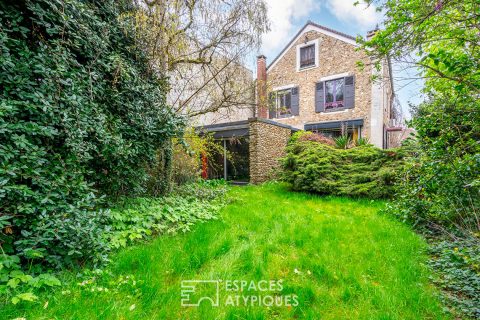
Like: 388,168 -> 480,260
257,21 -> 397,149
197,21 -> 402,183
168,54 -> 256,126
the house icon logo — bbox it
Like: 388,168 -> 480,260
181,280 -> 220,307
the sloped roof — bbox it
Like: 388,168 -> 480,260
267,21 -> 358,71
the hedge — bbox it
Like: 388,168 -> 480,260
281,140 -> 407,199
0,0 -> 182,270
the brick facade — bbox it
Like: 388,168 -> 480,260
249,118 -> 292,184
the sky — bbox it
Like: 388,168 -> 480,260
253,0 -> 423,119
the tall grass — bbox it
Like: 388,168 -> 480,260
1,183 -> 448,319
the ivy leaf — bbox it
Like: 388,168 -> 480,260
7,278 -> 20,289
12,292 -> 38,304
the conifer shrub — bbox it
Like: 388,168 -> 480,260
281,138 -> 407,199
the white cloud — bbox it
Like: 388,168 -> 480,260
326,0 -> 381,31
261,0 -> 318,54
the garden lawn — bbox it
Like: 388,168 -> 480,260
1,183 -> 448,320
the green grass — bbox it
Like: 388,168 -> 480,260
1,183 -> 448,319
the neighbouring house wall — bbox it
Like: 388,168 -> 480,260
249,118 -> 292,184
170,58 -> 255,127
388,127 -> 416,148
266,30 -> 374,139
192,104 -> 255,126
370,61 -> 385,148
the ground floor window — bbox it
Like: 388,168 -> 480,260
205,136 -> 249,182
311,126 -> 362,141
269,89 -> 292,118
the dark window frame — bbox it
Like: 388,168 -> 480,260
324,78 -> 345,111
299,44 -> 316,69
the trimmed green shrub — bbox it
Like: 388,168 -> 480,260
281,140 -> 406,198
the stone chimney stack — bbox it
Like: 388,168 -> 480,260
256,55 -> 268,118
366,25 -> 379,41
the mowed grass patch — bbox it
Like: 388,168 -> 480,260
1,183 -> 448,319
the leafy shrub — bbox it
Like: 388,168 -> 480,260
428,238 -> 480,319
334,135 -> 352,149
146,146 -> 174,196
107,181 -> 229,249
170,129 -> 207,186
281,140 -> 407,198
0,0 -> 181,272
385,130 -> 480,230
0,255 -> 61,305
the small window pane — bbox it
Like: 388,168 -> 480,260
325,81 -> 334,103
335,78 -> 344,101
324,78 -> 345,110
300,45 -> 315,68
277,89 -> 292,117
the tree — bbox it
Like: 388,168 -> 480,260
129,0 -> 270,119
361,0 -> 479,93
360,0 -> 480,231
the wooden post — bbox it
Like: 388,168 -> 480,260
201,151 -> 208,179
223,139 -> 227,180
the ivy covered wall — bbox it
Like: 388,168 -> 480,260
0,0 -> 183,268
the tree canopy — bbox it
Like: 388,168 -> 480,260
130,0 -> 269,118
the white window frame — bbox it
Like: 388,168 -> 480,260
319,72 -> 351,82
296,39 -> 319,72
271,84 -> 298,120
318,72 -> 353,113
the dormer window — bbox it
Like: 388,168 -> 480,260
300,45 -> 315,68
296,39 -> 319,71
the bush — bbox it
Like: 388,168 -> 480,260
428,237 -> 480,319
107,181 -> 229,249
170,129 -> 231,185
281,140 -> 407,198
0,180 -> 229,305
289,131 -> 335,146
0,254 -> 61,305
0,0 -> 181,272
170,129 -> 206,186
385,97 -> 480,231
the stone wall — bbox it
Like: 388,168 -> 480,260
266,30 -> 376,140
249,118 -> 293,184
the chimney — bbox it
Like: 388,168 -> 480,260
256,55 -> 268,118
366,25 -> 379,41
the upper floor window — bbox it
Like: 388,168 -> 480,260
296,39 -> 319,71
325,78 -> 345,110
300,45 -> 315,69
315,75 -> 355,113
269,87 -> 300,118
